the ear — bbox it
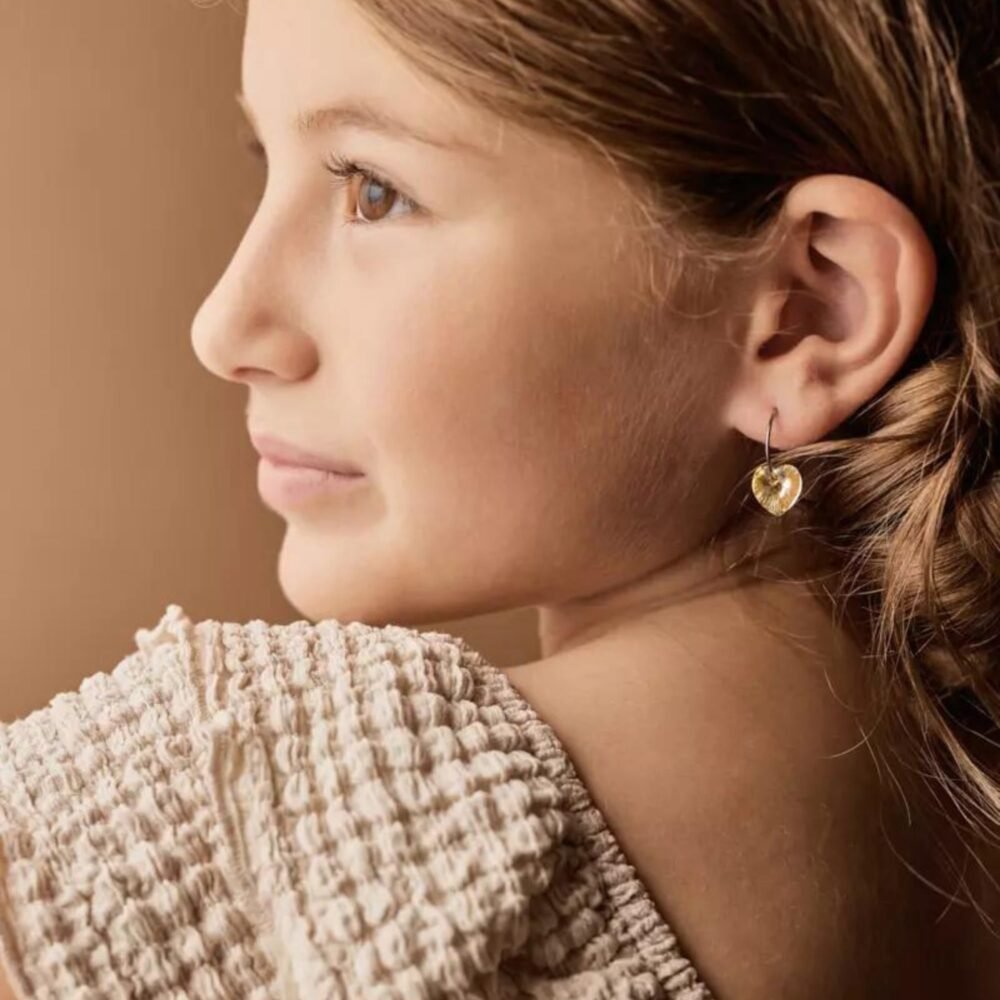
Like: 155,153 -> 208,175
723,173 -> 937,451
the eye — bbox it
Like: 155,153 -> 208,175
236,127 -> 418,228
323,153 -> 418,227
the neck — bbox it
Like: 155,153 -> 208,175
534,508 -> 836,661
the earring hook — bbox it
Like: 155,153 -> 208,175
765,407 -> 778,472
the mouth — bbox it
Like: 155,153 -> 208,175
249,430 -> 364,477
257,456 -> 366,509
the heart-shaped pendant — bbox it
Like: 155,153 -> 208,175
751,462 -> 803,516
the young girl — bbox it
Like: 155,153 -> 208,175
2,0 -> 998,996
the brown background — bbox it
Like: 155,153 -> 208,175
0,0 -> 538,722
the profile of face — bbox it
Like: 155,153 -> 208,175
190,0 -> 759,631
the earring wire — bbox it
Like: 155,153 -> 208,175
765,406 -> 777,473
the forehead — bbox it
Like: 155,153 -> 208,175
242,0 -> 504,153
240,0 -> 644,223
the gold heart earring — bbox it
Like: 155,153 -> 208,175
750,406 -> 803,516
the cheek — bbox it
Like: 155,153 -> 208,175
368,280 -> 676,553
362,266 -> 598,479
337,199 -> 697,547
340,181 -> 633,469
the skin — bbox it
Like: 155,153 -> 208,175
186,2 -> 1000,997
192,0 -> 935,647
6,0 -> 997,996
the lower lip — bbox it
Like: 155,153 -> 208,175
257,457 -> 365,508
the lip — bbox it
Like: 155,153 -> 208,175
257,457 -> 365,509
249,431 -> 364,476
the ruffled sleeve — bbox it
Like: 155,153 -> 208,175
0,605 -> 277,999
0,605 -> 571,999
185,611 -> 570,1000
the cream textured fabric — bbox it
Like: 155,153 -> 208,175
0,604 -> 714,1000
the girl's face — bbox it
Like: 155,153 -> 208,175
191,0 -> 745,632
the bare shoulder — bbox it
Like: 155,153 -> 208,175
502,595 -> 990,999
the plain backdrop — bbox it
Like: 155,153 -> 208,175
0,0 -> 539,721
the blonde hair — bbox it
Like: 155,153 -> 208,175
347,0 -> 1000,865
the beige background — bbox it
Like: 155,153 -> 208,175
0,0 -> 538,722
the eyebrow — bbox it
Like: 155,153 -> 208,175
235,90 -> 487,156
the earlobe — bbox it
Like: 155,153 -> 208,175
724,173 -> 937,453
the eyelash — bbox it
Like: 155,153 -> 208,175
241,134 -> 418,227
322,152 -> 418,226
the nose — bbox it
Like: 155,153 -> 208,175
190,204 -> 317,386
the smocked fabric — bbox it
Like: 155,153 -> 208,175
0,604 -> 714,1000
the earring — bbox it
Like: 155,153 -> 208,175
750,407 -> 803,516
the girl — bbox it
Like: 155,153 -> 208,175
2,0 -> 998,996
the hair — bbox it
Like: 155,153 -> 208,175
344,0 -> 1000,901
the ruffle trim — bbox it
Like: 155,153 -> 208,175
123,604 -> 715,998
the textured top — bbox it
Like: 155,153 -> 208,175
0,604 -> 715,1000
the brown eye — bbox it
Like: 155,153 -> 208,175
355,175 -> 399,224
324,154 -> 417,227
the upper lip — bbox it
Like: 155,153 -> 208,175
250,431 -> 364,475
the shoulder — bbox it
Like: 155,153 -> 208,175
172,607 -> 580,995
506,602 -> 953,1000
192,613 -> 572,994
0,605 -> 572,998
